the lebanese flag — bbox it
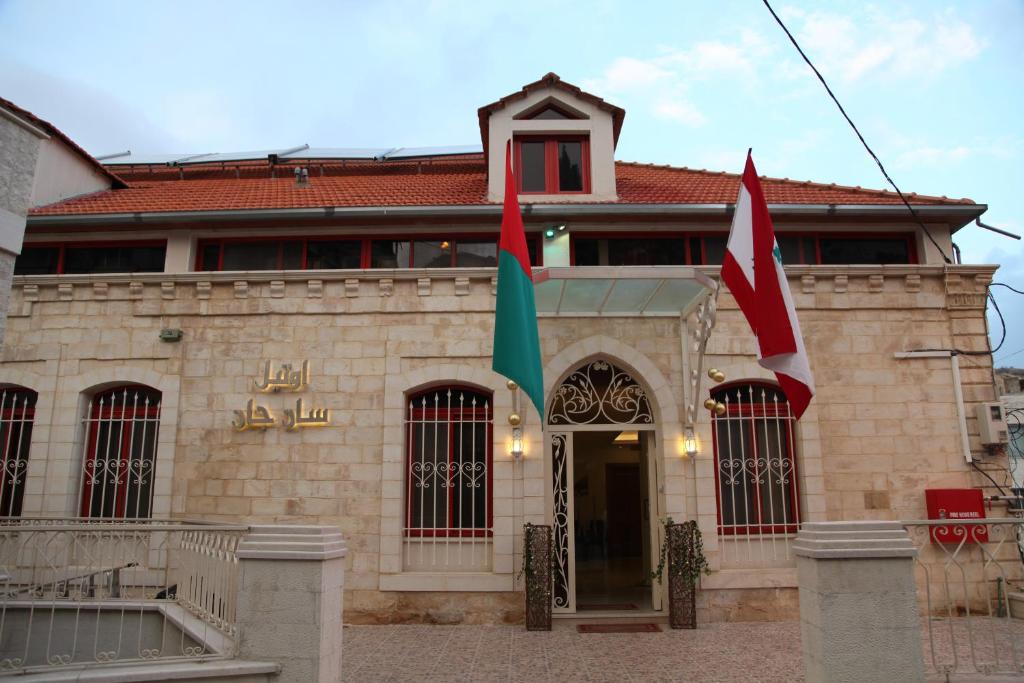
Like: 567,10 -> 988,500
721,152 -> 815,419
492,140 -> 545,419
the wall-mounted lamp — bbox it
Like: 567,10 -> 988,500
684,427 -> 698,457
509,411 -> 523,458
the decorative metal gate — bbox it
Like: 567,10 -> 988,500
547,359 -> 657,613
550,432 -> 573,610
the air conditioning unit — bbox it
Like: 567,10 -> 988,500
976,402 -> 1009,446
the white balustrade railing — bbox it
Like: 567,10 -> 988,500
0,518 -> 247,675
904,518 -> 1024,677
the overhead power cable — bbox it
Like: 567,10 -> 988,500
759,0 -> 952,264
760,0 -> 1024,358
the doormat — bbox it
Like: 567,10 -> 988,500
577,603 -> 638,611
577,623 -> 662,633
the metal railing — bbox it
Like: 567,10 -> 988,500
904,518 -> 1024,677
713,385 -> 799,569
0,518 -> 248,675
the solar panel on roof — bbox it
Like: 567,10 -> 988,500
95,144 -> 484,166
98,152 -> 201,166
280,147 -> 391,160
383,145 -> 483,159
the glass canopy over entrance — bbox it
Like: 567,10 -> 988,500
533,266 -> 717,317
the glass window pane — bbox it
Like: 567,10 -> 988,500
221,242 -> 280,271
703,237 -> 727,265
63,245 -> 165,274
281,241 -> 303,269
455,240 -> 497,267
715,419 -> 752,528
199,244 -> 220,271
688,237 -> 702,265
14,247 -> 60,275
454,422 -> 488,529
412,240 -> 452,268
819,238 -> 910,265
520,141 -> 546,192
526,237 -> 542,267
574,239 -> 600,266
370,240 -> 410,268
802,237 -> 816,264
410,421 -> 449,529
777,236 -> 800,265
306,240 -> 362,269
557,141 -> 583,191
606,238 -> 685,266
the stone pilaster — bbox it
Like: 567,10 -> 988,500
236,525 -> 347,683
793,521 -> 923,683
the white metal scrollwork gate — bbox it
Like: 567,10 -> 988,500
547,359 -> 656,613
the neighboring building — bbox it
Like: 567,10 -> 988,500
0,73 -> 1006,623
0,98 -> 125,346
997,368 -> 1024,489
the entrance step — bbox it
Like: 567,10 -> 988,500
554,609 -> 668,627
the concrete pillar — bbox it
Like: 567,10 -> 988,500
235,525 -> 347,683
793,521 -> 924,683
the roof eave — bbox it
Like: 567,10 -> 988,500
26,202 -> 986,227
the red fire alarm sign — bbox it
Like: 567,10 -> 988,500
925,488 -> 988,544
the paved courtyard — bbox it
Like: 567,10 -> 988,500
342,618 -> 1024,682
341,621 -> 805,682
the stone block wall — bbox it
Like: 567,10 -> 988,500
0,263 -> 1002,622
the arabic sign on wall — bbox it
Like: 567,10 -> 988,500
233,360 -> 331,431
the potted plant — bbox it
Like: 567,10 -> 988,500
651,518 -> 710,629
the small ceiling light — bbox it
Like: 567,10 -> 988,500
684,427 -> 698,457
544,228 -> 556,239
440,241 -> 450,250
613,430 -> 639,444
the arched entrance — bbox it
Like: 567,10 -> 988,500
546,358 -> 660,613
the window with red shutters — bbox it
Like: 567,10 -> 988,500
514,137 -> 590,194
712,383 -> 800,536
405,386 -> 492,539
0,386 -> 37,517
79,386 -> 162,519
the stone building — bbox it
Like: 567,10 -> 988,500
0,74 -> 1005,623
0,98 -> 125,345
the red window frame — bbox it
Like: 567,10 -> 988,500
0,386 -> 36,517
514,136 -> 591,195
197,234 -> 543,270
710,382 -> 799,536
79,385 -> 162,519
568,232 -> 918,266
405,386 -> 493,538
17,240 -> 167,275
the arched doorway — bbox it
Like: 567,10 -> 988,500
546,358 -> 659,613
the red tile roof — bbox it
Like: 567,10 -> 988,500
28,155 -> 974,217
0,97 -> 128,190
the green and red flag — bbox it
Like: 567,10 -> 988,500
492,140 -> 545,419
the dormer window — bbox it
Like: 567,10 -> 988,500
515,136 -> 590,194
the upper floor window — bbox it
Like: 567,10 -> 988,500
571,233 -> 915,266
0,386 -> 37,517
15,242 -> 166,275
199,235 -> 541,271
79,385 -> 162,519
515,136 -> 590,194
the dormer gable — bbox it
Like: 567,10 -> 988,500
478,73 -> 624,203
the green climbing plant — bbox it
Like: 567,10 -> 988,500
650,518 -> 710,586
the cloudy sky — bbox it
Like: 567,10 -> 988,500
1,0 -> 1021,364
